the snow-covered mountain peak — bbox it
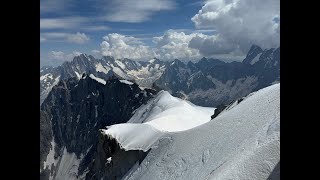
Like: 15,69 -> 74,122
128,90 -> 215,132
101,90 -> 215,153
243,45 -> 264,65
121,83 -> 280,180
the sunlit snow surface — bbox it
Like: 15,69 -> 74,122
89,74 -> 106,85
120,79 -> 134,85
95,62 -> 110,74
102,90 -> 215,151
122,83 -> 280,180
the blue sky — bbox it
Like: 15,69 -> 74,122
40,0 -> 280,67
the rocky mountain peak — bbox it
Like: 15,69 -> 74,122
242,44 -> 263,65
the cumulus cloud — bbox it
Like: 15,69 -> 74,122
99,31 -> 206,61
104,0 -> 176,23
190,0 -> 280,54
98,31 -> 249,62
100,33 -> 154,60
188,34 -> 238,56
99,31 -> 240,61
97,0 -> 279,61
152,31 -> 203,60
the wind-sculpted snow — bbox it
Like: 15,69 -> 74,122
101,124 -> 164,152
122,83 -> 280,180
128,90 -> 215,132
101,90 -> 215,152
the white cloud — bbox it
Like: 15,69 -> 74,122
66,32 -> 90,44
99,31 -> 249,62
152,31 -> 203,60
91,49 -> 101,57
91,49 -> 100,54
99,31 -> 241,61
82,25 -> 111,31
97,0 -> 280,61
41,32 -> 89,44
41,32 -> 68,39
48,51 -> 65,61
104,0 -> 176,23
190,0 -> 280,53
100,33 -> 154,60
40,17 -> 88,29
188,34 -> 239,56
42,50 -> 82,67
100,32 -> 203,61
48,51 -> 82,62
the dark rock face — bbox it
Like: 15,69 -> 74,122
211,104 -> 228,119
252,47 -> 280,90
267,162 -> 280,180
153,59 -> 197,94
40,75 -> 156,179
85,131 -> 149,180
40,110 -> 52,169
211,96 -> 246,120
40,55 -> 115,104
40,168 -> 51,180
242,45 -> 263,65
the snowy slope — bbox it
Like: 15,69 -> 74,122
120,83 -> 280,180
102,124 -> 164,152
101,90 -> 215,152
128,90 -> 215,132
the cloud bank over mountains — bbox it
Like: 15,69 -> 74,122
96,0 -> 279,61
41,0 -> 279,66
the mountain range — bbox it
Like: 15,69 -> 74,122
40,45 -> 280,107
40,44 -> 280,180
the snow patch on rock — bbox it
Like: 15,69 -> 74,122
89,74 -> 106,85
